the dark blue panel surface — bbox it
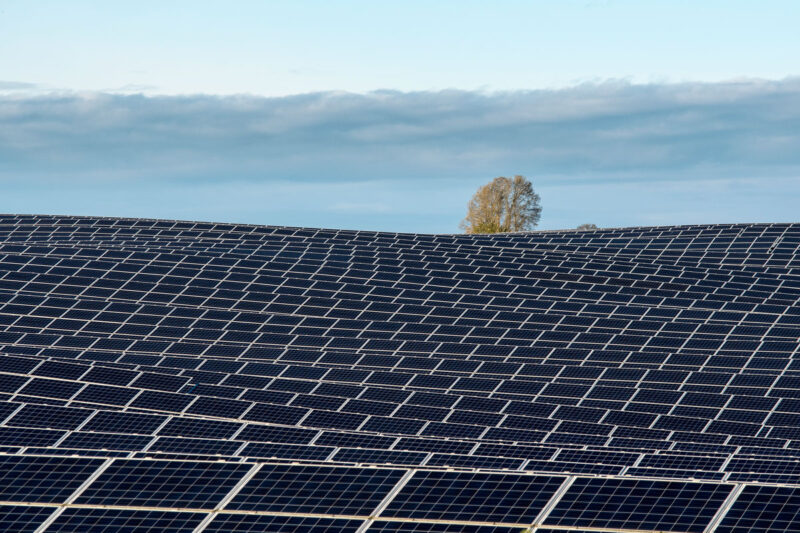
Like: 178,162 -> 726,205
75,459 -> 251,508
544,478 -> 732,533
381,471 -> 564,523
204,514 -> 362,533
0,455 -> 104,503
716,485 -> 800,533
48,508 -> 206,533
225,464 -> 405,514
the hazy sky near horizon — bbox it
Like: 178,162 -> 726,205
1,1 -> 799,232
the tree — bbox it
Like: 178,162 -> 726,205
460,175 -> 541,234
576,223 -> 598,230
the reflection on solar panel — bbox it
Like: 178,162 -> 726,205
1,215 -> 799,531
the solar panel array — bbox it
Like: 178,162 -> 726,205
0,214 -> 799,532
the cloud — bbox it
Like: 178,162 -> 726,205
0,78 -> 798,187
0,79 -> 799,231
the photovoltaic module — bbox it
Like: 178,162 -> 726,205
0,214 -> 799,532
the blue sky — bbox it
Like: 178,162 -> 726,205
1,1 -> 799,232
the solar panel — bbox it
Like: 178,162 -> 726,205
544,478 -> 732,532
203,514 -> 363,533
1,215 -> 800,532
0,455 -> 104,503
715,486 -> 800,533
367,523 -> 522,532
74,459 -> 252,508
0,505 -> 56,533
46,508 -> 207,532
225,464 -> 405,514
380,471 -> 564,523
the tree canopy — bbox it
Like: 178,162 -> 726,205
576,223 -> 598,230
461,175 -> 541,234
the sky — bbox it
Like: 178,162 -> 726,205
1,1 -> 799,232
